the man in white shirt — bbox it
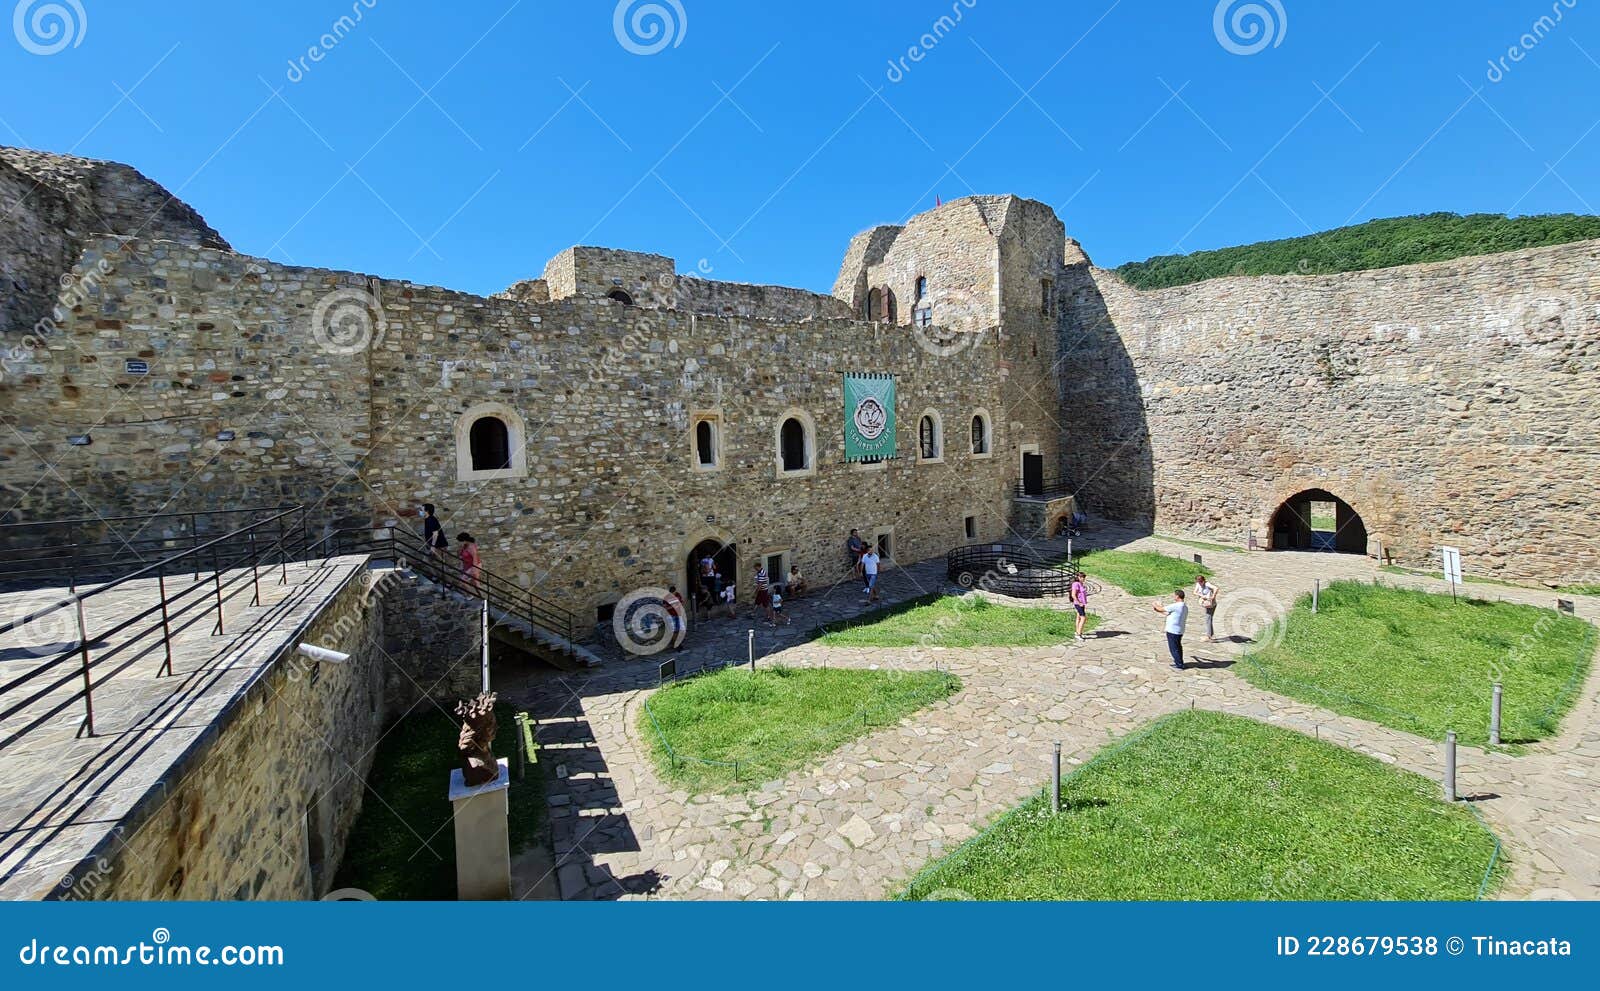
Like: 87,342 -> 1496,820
860,549 -> 881,603
1152,589 -> 1188,670
1194,574 -> 1218,642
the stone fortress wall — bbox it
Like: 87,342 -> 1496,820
1059,241 -> 1600,583
3,144 -> 1598,606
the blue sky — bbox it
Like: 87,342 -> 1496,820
2,0 -> 1597,295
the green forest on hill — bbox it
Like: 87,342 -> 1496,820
1114,212 -> 1600,290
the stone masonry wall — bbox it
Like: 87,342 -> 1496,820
1061,240 -> 1600,583
0,237 -> 373,527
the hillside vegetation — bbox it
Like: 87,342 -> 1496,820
1115,212 -> 1600,290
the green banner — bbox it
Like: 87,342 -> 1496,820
843,373 -> 896,462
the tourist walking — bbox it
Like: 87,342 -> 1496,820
664,584 -> 686,651
847,529 -> 866,579
770,588 -> 791,626
720,581 -> 737,618
456,532 -> 483,596
421,503 -> 447,559
1194,573 -> 1219,641
861,547 -> 881,603
755,563 -> 775,624
1153,589 -> 1188,670
1071,573 -> 1089,641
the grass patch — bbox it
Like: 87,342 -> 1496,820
1380,564 -> 1536,591
819,595 -> 1097,648
1560,584 -> 1600,596
1309,514 -> 1336,531
643,665 -> 960,793
901,710 -> 1502,900
332,703 -> 545,900
1072,549 -> 1198,597
1155,535 -> 1241,555
1240,582 -> 1596,746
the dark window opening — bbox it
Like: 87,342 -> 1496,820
876,532 -> 893,561
780,417 -> 809,472
885,289 -> 898,324
607,288 -> 635,306
919,415 -> 940,460
970,415 -> 988,454
914,276 -> 928,301
597,601 -> 617,624
695,419 -> 717,467
964,516 -> 977,540
469,416 -> 511,471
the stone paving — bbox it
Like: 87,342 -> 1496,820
500,534 -> 1600,902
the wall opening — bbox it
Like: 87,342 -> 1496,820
1270,489 -> 1368,554
468,416 -> 511,472
688,538 -> 737,608
779,416 -> 812,473
607,288 -> 635,305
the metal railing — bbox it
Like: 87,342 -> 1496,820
308,526 -> 577,663
0,506 -> 313,745
946,542 -> 1082,598
0,505 -> 298,588
1014,475 -> 1075,500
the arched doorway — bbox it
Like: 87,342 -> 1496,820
686,538 -> 737,613
1270,489 -> 1368,554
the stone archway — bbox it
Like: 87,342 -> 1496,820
1269,489 -> 1368,554
682,529 -> 738,614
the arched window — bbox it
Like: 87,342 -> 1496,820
455,402 -> 528,481
775,409 -> 816,477
781,419 -> 808,471
918,411 -> 943,462
914,276 -> 928,301
885,289 -> 898,324
607,288 -> 635,306
970,411 -> 991,456
867,288 -> 884,322
470,417 -> 511,471
696,421 -> 715,465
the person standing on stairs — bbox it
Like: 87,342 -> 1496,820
456,532 -> 483,597
421,503 -> 448,562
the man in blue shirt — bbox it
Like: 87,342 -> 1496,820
1153,589 -> 1188,670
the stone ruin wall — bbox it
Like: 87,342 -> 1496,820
1060,240 -> 1600,584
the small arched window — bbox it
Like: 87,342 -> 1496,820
918,412 -> 942,462
914,276 -> 928,301
780,418 -> 809,472
885,289 -> 898,324
469,417 -> 511,471
867,288 -> 884,322
607,288 -> 635,306
694,418 -> 719,468
455,402 -> 528,481
970,413 -> 989,455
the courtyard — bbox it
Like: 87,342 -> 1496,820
498,528 -> 1600,901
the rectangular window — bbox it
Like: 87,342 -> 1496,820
964,515 -> 977,540
874,530 -> 894,562
914,305 -> 932,328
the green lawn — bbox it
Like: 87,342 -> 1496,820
1072,549 -> 1198,597
900,711 -> 1502,901
1561,585 -> 1600,596
1309,514 -> 1336,531
1380,564 -> 1538,591
332,703 -> 545,900
1239,582 -> 1596,746
643,665 -> 960,793
819,595 -> 1097,648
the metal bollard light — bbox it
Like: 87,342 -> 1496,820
1490,683 -> 1503,746
1443,730 -> 1457,802
748,629 -> 755,669
1312,579 -> 1320,614
1051,742 -> 1062,814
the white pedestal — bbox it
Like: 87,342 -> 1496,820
448,758 -> 511,901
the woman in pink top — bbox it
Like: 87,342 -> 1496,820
1071,575 -> 1089,642
456,532 -> 483,596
